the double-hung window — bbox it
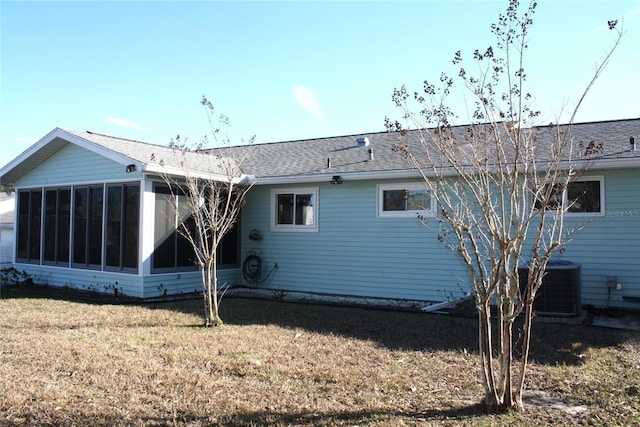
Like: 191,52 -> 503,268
377,183 -> 436,218
271,188 -> 318,232
535,176 -> 604,216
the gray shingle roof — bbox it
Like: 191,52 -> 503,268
2,119 -> 637,186
0,128 -> 241,185
218,118 -> 640,179
63,129 -> 240,178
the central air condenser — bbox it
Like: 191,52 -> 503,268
519,260 -> 581,317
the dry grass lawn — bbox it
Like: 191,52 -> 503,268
0,290 -> 639,426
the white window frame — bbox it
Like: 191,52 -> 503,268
535,176 -> 605,217
271,187 -> 319,232
377,183 -> 436,218
565,176 -> 605,216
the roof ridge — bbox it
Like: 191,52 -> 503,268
234,117 -> 640,149
64,117 -> 640,152
65,129 -> 166,149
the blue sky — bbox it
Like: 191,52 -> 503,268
1,1 -> 639,169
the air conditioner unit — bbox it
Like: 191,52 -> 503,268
519,261 -> 581,317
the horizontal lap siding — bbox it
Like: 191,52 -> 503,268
142,269 -> 242,298
557,169 -> 640,309
244,169 -> 639,309
241,181 -> 469,302
15,143 -> 134,187
12,263 -> 144,297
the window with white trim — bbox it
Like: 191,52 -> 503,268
271,188 -> 318,232
377,183 -> 436,218
535,176 -> 604,216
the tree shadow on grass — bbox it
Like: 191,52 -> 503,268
221,296 -> 480,352
219,297 -> 640,368
223,403 -> 490,426
1,403 -> 491,427
4,285 -> 637,367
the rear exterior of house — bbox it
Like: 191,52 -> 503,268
238,169 -> 639,310
0,120 -> 638,310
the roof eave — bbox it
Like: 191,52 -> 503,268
255,169 -> 424,185
143,164 -> 241,183
0,128 -> 141,186
253,156 -> 640,185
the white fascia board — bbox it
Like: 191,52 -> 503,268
255,169 -> 424,185
253,157 -> 639,186
590,156 -> 640,170
0,127 -> 62,176
143,163 -> 235,182
535,157 -> 640,173
0,128 -> 143,185
56,129 -> 140,167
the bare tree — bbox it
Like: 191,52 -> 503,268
160,97 -> 254,326
387,0 -> 622,410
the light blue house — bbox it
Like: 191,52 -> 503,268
1,119 -> 638,311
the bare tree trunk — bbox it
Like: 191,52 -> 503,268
479,299 -> 499,407
499,315 -> 514,409
202,260 -> 223,327
515,294 -> 536,409
210,259 -> 222,326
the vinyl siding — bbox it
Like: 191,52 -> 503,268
241,180 -> 470,303
15,142 -> 138,188
555,169 -> 640,309
11,262 -> 144,297
242,170 -> 639,309
142,269 -> 242,298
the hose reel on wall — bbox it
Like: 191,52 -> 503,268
242,248 -> 277,284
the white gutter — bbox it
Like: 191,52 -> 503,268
256,169 -> 424,185
143,164 -> 230,182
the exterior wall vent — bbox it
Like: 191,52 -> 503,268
356,137 -> 369,147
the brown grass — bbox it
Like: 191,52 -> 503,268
0,290 -> 638,426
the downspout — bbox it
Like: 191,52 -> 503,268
421,292 -> 472,313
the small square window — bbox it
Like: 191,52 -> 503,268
378,183 -> 436,218
272,188 -> 318,231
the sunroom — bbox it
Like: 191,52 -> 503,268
0,128 -> 246,297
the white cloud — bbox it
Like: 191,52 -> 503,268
293,86 -> 324,121
105,116 -> 149,131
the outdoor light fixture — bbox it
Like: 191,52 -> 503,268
330,175 -> 342,185
125,164 -> 136,173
